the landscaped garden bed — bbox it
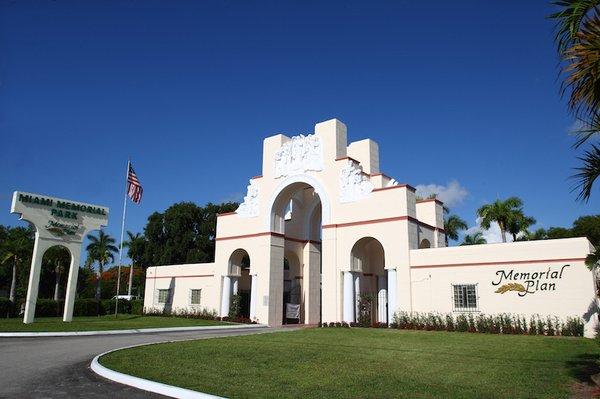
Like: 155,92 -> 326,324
99,327 -> 600,398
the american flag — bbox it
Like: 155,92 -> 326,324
127,163 -> 143,204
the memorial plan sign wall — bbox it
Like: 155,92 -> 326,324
10,191 -> 109,323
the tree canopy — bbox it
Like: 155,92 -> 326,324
142,201 -> 238,267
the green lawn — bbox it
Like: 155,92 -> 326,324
0,315 -> 228,332
100,328 -> 600,399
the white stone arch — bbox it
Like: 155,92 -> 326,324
265,174 -> 331,232
228,248 -> 250,276
350,236 -> 386,274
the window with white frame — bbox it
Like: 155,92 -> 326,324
452,284 -> 478,312
190,289 -> 202,306
157,289 -> 170,304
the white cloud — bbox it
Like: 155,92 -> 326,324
465,217 -> 513,244
415,180 -> 468,208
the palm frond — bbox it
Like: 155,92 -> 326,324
573,143 -> 600,201
550,0 -> 600,54
586,245 -> 600,269
561,16 -> 600,118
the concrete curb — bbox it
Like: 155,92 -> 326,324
91,344 -> 226,399
0,323 -> 266,337
90,327 -> 295,398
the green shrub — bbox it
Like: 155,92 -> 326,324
357,294 -> 374,327
456,314 -> 469,332
562,317 -> 585,337
73,298 -> 101,316
35,299 -> 63,317
0,297 -> 16,318
131,299 -> 144,315
101,299 -> 131,315
390,311 -> 584,337
229,294 -> 241,319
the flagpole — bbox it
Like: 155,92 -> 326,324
115,159 -> 130,317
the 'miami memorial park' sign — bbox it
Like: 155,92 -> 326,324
492,264 -> 570,296
10,191 -> 109,324
11,191 -> 109,241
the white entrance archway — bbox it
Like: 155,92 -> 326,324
10,191 -> 109,323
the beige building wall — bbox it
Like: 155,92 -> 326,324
143,118 -> 597,337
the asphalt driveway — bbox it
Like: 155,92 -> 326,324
0,326 -> 275,398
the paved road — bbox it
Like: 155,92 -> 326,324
0,326 -> 277,398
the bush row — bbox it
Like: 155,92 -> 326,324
317,312 -> 585,337
391,311 -> 584,337
143,306 -> 257,324
0,297 -> 145,318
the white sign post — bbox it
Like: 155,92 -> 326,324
10,191 -> 109,323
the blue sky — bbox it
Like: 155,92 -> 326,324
1,1 -> 598,250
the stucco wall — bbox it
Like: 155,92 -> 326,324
409,238 -> 598,336
144,263 -> 218,312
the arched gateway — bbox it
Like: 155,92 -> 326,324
144,118 -> 598,337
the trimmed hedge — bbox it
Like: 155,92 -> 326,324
74,299 -> 102,317
101,299 -> 132,315
34,299 -> 64,317
0,298 -> 16,318
0,297 -> 141,318
131,299 -> 144,315
391,311 -> 584,337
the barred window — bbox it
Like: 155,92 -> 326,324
158,289 -> 170,304
452,284 -> 478,312
190,289 -> 201,305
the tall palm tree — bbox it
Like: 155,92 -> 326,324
477,197 -> 524,243
1,252 -> 20,303
86,230 -> 118,300
44,246 -> 70,301
0,226 -> 34,302
444,215 -> 468,246
460,232 -> 487,246
507,213 -> 537,241
550,1 -> 600,201
122,231 -> 145,297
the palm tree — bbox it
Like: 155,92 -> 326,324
550,1 -> 600,201
44,246 -> 70,301
460,232 -> 487,246
444,215 -> 468,246
519,228 -> 548,241
477,197 -> 525,243
86,230 -> 118,300
1,252 -> 20,303
122,231 -> 145,297
0,226 -> 34,303
507,213 -> 537,241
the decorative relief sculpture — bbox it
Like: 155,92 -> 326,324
339,160 -> 374,203
274,134 -> 323,178
236,179 -> 260,217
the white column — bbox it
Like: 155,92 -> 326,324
232,277 -> 239,295
354,273 -> 361,321
343,271 -> 354,323
220,276 -> 231,317
249,274 -> 257,320
23,236 -> 44,324
63,248 -> 81,322
377,275 -> 387,324
387,268 -> 397,324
